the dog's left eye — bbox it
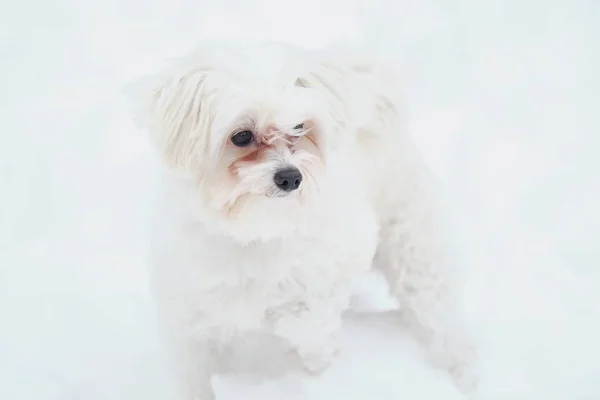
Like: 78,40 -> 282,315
293,123 -> 305,130
231,130 -> 254,147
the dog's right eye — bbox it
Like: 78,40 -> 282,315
231,130 -> 254,147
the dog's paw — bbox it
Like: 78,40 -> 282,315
427,335 -> 480,397
298,344 -> 340,376
449,359 -> 479,398
301,355 -> 331,376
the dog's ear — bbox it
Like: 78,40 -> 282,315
123,62 -> 213,170
296,47 -> 402,151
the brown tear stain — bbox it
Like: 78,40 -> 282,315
228,147 -> 268,175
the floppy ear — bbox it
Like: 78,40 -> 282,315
123,62 -> 213,170
296,47 -> 403,150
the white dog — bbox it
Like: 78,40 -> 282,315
125,41 -> 477,399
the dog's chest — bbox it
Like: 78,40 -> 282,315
163,241 -> 335,337
158,208 -> 377,338
197,228 -> 351,302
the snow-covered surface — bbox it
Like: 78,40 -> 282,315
1,0 -> 599,399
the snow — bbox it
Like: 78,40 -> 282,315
1,0 -> 599,399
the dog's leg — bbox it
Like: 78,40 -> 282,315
268,295 -> 347,376
374,176 -> 479,396
168,335 -> 217,400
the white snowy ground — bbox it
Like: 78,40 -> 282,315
1,0 -> 599,399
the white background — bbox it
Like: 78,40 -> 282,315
1,0 -> 599,399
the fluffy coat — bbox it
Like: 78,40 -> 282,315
125,41 -> 477,399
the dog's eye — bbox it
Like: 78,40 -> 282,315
293,123 -> 304,131
231,130 -> 254,147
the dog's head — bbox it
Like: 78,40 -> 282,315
126,42 -> 372,242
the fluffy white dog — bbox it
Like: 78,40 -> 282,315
125,41 -> 477,399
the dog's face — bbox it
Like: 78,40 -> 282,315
205,80 -> 327,203
128,43 -> 359,242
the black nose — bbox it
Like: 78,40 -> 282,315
273,167 -> 303,192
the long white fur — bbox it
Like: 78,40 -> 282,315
125,41 -> 478,399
